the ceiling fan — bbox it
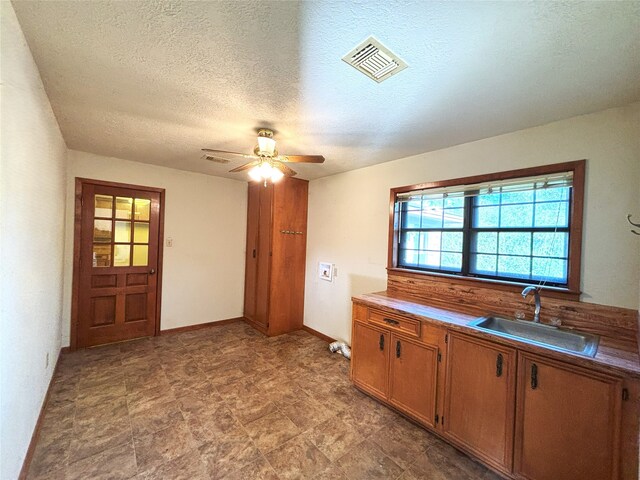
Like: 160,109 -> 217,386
202,128 -> 325,185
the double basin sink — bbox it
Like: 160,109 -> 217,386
469,316 -> 600,357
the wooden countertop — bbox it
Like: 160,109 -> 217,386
352,291 -> 640,379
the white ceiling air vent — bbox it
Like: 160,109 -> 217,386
202,154 -> 230,164
342,36 -> 408,83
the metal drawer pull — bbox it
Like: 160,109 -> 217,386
383,318 -> 400,326
379,334 -> 384,351
496,353 -> 503,377
396,340 -> 401,358
531,363 -> 538,389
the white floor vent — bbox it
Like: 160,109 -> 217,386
342,36 -> 408,83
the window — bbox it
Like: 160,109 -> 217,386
389,161 -> 585,293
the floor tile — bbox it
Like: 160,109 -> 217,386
185,403 -> 240,443
244,411 -> 301,454
64,440 -> 137,480
264,435 -> 331,480
135,449 -> 209,480
336,439 -> 404,480
198,426 -> 262,480
134,421 -> 199,471
305,416 -> 364,462
368,416 -> 435,469
130,400 -> 184,437
68,415 -> 132,463
222,455 -> 279,480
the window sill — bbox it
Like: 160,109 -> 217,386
386,267 -> 581,302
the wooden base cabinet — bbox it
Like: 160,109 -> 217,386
443,333 -> 517,475
514,352 -> 623,480
351,307 -> 443,428
243,178 -> 308,336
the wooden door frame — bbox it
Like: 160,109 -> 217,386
70,177 -> 166,351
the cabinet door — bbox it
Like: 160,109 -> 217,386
514,353 -> 622,480
389,334 -> 438,428
351,321 -> 389,399
443,333 -> 516,474
254,183 -> 273,328
243,182 -> 260,321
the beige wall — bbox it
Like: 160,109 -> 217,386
304,103 -> 640,343
0,3 -> 68,478
61,150 -> 248,345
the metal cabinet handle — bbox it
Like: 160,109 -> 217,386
396,340 -> 401,358
384,318 -> 400,326
252,249 -> 256,258
496,353 -> 503,377
379,334 -> 384,351
531,363 -> 538,389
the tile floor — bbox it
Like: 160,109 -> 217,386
26,322 -> 499,480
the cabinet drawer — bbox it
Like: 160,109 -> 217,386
369,309 -> 421,338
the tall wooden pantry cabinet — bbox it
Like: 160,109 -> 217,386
243,177 -> 308,336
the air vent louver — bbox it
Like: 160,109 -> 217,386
342,36 -> 408,83
202,154 -> 230,164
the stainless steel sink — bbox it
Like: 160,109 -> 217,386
468,316 -> 600,357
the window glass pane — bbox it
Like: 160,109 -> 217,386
471,253 -> 497,275
444,197 -> 464,208
402,232 -> 420,250
498,255 -> 531,279
532,258 -> 567,283
399,249 -> 419,267
476,192 -> 501,206
93,220 -> 112,243
406,198 -> 422,210
472,232 -> 497,254
419,251 -> 440,269
443,208 -> 464,228
473,206 -> 499,228
500,191 -> 534,204
532,232 -> 568,258
534,201 -> 568,227
134,223 -> 150,244
93,244 -> 111,267
440,252 -> 462,271
498,232 -> 531,256
535,187 -> 569,202
133,245 -> 148,266
441,232 -> 463,252
114,221 -> 131,243
114,244 -> 131,267
95,195 -> 113,218
500,204 -> 533,227
134,198 -> 151,221
402,210 -> 421,229
116,197 -> 133,219
420,232 -> 441,250
421,210 -> 443,228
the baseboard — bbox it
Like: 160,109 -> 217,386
19,347 -> 65,480
302,325 -> 336,343
160,317 -> 243,335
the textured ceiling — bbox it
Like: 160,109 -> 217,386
11,0 -> 640,181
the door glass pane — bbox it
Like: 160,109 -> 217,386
134,198 -> 151,221
134,222 -> 149,243
115,197 -> 133,219
114,244 -> 131,266
114,221 -> 131,242
93,220 -> 112,243
132,245 -> 148,266
93,244 -> 111,267
95,195 -> 113,218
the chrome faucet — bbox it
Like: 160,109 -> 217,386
521,286 -> 541,323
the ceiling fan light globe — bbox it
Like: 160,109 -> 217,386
248,165 -> 263,182
259,161 -> 274,177
270,168 -> 284,182
257,136 -> 276,156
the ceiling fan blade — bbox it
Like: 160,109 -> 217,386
274,162 -> 297,177
279,154 -> 325,164
229,160 -> 261,173
202,148 -> 255,159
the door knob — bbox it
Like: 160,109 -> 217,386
149,269 -> 156,275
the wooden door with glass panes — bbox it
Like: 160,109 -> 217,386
78,183 -> 161,347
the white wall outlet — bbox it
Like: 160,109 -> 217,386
166,237 -> 173,247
